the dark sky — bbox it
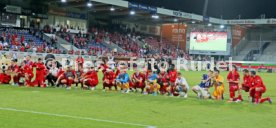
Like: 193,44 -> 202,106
127,0 -> 276,19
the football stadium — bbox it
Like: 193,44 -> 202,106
0,0 -> 276,128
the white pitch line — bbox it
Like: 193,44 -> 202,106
0,107 -> 156,128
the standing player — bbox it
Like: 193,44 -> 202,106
76,55 -> 84,68
212,70 -> 225,100
250,71 -> 272,104
33,58 -> 47,87
227,65 -> 240,102
192,70 -> 213,99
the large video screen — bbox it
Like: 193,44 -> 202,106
189,32 -> 227,51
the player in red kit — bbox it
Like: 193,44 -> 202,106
55,67 -> 65,87
237,69 -> 254,102
115,66 -> 121,78
25,55 -> 34,69
99,61 -> 109,74
250,71 -> 272,104
33,58 -> 47,87
82,65 -> 99,90
9,59 -> 19,86
168,65 -> 177,96
130,68 -> 146,93
57,65 -> 77,89
241,69 -> 252,92
21,61 -> 34,87
158,69 -> 169,94
103,68 -> 117,91
227,65 -> 240,102
76,55 -> 84,68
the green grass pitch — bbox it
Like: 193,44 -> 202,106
0,71 -> 275,128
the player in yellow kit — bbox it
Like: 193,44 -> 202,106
212,70 -> 225,100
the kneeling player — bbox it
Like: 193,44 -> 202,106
20,61 -> 34,87
212,70 -> 225,100
9,59 -> 19,86
103,68 -> 117,91
158,69 -> 169,95
145,70 -> 160,96
227,65 -> 240,102
173,72 -> 189,98
168,66 -> 177,94
130,69 -> 146,93
59,65 -> 77,89
192,71 -> 213,99
55,67 -> 65,87
82,65 -> 99,90
239,69 -> 254,102
116,70 -> 130,93
250,71 -> 272,104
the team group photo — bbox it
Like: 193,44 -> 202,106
0,0 -> 276,128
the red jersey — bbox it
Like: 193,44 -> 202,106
9,64 -> 19,73
35,62 -> 47,79
243,75 -> 252,87
251,75 -> 266,90
158,72 -> 168,83
227,70 -> 240,85
76,57 -> 84,65
104,71 -> 115,81
20,46 -> 25,52
85,70 -> 99,84
26,60 -> 34,69
22,65 -> 33,76
115,69 -> 120,77
57,69 -> 65,78
34,62 -> 46,70
168,70 -> 177,82
101,64 -> 108,73
132,72 -> 145,82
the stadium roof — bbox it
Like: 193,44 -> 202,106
46,0 -> 196,25
128,0 -> 276,19
3,0 -> 276,26
5,0 -> 276,19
